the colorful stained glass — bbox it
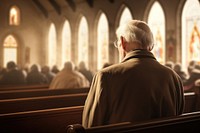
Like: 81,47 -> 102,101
148,1 -> 165,64
182,0 -> 200,68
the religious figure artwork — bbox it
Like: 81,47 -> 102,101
189,24 -> 200,63
9,6 -> 20,25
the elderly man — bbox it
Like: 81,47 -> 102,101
82,20 -> 185,128
50,61 -> 89,89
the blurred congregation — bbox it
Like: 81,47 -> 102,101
0,0 -> 200,132
0,59 -> 200,92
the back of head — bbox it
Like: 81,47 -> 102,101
64,61 -> 74,71
31,64 -> 40,72
165,61 -> 174,69
116,20 -> 154,51
42,66 -> 50,73
174,63 -> 181,72
7,61 -> 16,70
79,61 -> 86,70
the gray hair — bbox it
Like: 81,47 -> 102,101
116,20 -> 154,50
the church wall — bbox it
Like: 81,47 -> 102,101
0,0 -> 187,72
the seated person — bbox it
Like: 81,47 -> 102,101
50,61 -> 89,89
173,63 -> 187,82
82,20 -> 184,128
78,61 -> 93,85
26,64 -> 48,85
0,61 -> 25,85
184,64 -> 200,92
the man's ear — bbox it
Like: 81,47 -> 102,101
120,36 -> 126,50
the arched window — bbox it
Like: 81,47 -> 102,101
119,7 -> 133,26
148,1 -> 166,64
78,16 -> 89,67
48,23 -> 57,67
3,35 -> 18,67
62,20 -> 71,66
97,13 -> 109,69
182,0 -> 200,69
9,6 -> 20,25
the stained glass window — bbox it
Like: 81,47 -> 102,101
9,6 -> 20,25
3,35 -> 18,67
78,16 -> 89,67
148,1 -> 165,64
97,13 -> 109,69
62,20 -> 71,66
182,0 -> 200,69
48,23 -> 57,67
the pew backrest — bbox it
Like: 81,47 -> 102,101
67,111 -> 200,133
0,87 -> 89,100
0,84 -> 49,91
0,93 -> 87,114
0,106 -> 84,133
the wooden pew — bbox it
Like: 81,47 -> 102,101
0,106 -> 83,133
0,93 -> 87,114
0,87 -> 89,100
66,111 -> 200,133
184,92 -> 198,113
0,84 -> 49,91
0,92 -> 198,115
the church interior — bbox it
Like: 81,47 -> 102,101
0,0 -> 200,132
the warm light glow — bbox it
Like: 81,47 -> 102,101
62,20 -> 71,67
182,0 -> 200,70
78,16 -> 89,67
119,7 -> 133,26
97,13 -> 109,69
3,35 -> 18,67
9,6 -> 20,25
48,23 -> 57,67
148,1 -> 165,64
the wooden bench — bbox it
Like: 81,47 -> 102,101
0,87 -> 89,100
0,106 -> 83,133
0,84 -> 49,91
184,92 -> 198,113
67,111 -> 200,133
0,92 -> 198,114
0,93 -> 87,114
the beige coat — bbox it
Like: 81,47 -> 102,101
49,69 -> 89,89
82,50 -> 184,128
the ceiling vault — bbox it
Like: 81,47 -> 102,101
48,0 -> 61,15
65,0 -> 76,12
86,0 -> 93,7
32,0 -> 48,18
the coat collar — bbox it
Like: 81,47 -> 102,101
121,49 -> 156,63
